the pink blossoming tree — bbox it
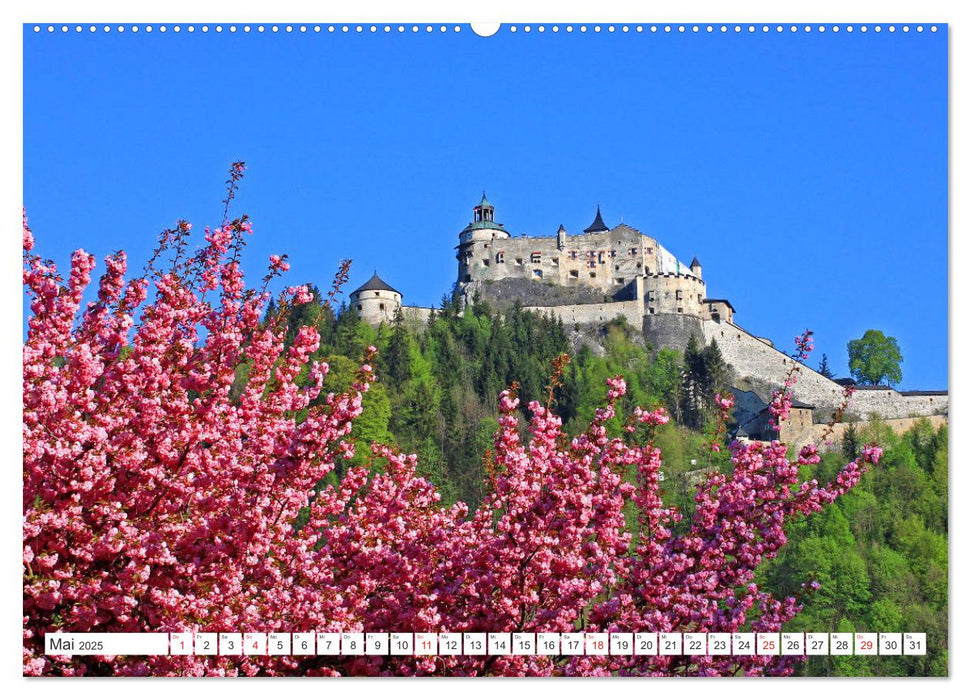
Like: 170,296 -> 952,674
23,167 -> 882,676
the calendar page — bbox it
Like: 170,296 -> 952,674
20,1 -> 950,680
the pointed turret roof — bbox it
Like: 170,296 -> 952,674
690,257 -> 701,268
477,191 -> 492,208
583,205 -> 609,233
557,224 -> 567,233
352,272 -> 400,296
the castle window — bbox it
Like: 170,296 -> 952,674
615,278 -> 625,285
516,257 -> 523,265
530,252 -> 541,264
551,257 -> 559,266
569,270 -> 579,279
677,307 -> 683,313
588,261 -> 596,269
496,252 -> 505,263
649,307 -> 655,314
646,247 -> 653,254
570,250 -> 577,259
610,250 -> 617,257
676,290 -> 683,300
597,252 -> 604,264
380,303 -> 386,311
357,304 -> 363,311
589,271 -> 596,278
648,291 -> 656,302
629,248 -> 638,256
482,258 -> 490,266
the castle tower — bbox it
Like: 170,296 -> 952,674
473,192 -> 496,224
690,257 -> 702,279
349,272 -> 402,326
583,205 -> 610,233
457,192 -> 510,285
556,224 -> 567,250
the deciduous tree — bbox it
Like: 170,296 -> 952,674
847,330 -> 903,386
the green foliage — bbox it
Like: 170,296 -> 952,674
679,334 -> 730,430
761,421 -> 948,676
847,329 -> 903,386
818,353 -> 835,379
264,296 -> 945,677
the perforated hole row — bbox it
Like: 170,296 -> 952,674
30,24 -> 940,35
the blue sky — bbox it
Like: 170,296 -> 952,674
23,24 -> 947,389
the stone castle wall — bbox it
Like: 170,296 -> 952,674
645,273 -> 706,316
642,312 -> 706,351
699,320 -> 847,410
512,305 -> 948,426
697,320 -> 948,420
780,414 -> 949,452
459,224 -> 694,297
523,299 -> 644,327
401,306 -> 434,326
844,389 -> 949,421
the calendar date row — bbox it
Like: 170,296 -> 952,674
45,631 -> 926,658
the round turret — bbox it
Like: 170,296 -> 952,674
457,193 -> 511,285
459,192 -> 510,245
349,272 -> 402,325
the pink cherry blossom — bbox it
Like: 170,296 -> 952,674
23,188 -> 880,677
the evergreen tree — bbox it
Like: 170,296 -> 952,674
703,339 -> 730,405
333,302 -> 374,359
678,336 -> 730,431
680,334 -> 707,430
842,424 -> 859,460
382,305 -> 412,388
283,283 -> 324,346
818,353 -> 835,379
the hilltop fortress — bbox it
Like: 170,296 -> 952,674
350,195 -> 947,448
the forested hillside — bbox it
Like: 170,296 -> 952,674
264,287 -> 948,676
